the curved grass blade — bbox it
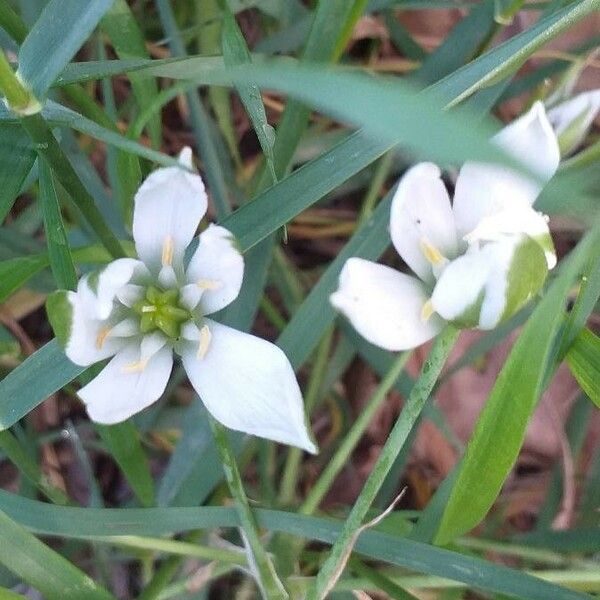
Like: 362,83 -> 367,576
0,508 -> 115,600
0,490 -> 591,600
435,224 -> 600,544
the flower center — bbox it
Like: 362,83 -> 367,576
132,285 -> 191,339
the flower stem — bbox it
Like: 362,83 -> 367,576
0,50 -> 36,113
307,326 -> 459,600
300,350 -> 411,516
19,113 -> 126,259
209,417 -> 288,600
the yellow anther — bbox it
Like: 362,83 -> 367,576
161,235 -> 174,267
197,278 -> 222,290
141,305 -> 157,313
121,359 -> 148,374
419,238 -> 446,266
421,299 -> 435,323
95,327 -> 112,349
197,325 -> 212,360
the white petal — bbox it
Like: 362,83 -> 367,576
547,89 -> 600,156
464,206 -> 556,268
179,283 -> 202,311
117,284 -> 145,308
430,250 -> 492,328
453,102 -> 560,237
79,343 -> 173,425
186,225 -> 244,315
180,320 -> 316,453
390,163 -> 458,284
330,257 -> 443,351
81,258 -> 145,320
61,290 -> 127,367
132,152 -> 208,273
432,235 -> 548,330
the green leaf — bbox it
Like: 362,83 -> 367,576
222,6 -> 276,180
96,422 -> 155,507
101,0 -> 161,147
39,159 -> 77,290
0,254 -> 48,303
0,340 -> 85,431
17,0 -> 114,99
0,508 -> 115,600
0,125 -> 36,224
428,0 -> 600,107
566,328 -> 600,408
0,490 -> 591,600
435,224 -> 600,545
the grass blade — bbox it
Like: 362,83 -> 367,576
17,0 -> 114,99
39,158 -> 77,290
0,508 -> 115,600
435,224 -> 600,544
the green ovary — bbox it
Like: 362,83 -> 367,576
132,286 -> 191,339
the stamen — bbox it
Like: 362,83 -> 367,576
197,278 -> 222,290
419,238 -> 447,266
197,325 -> 212,360
162,235 -> 174,267
421,299 -> 435,323
95,327 -> 112,349
121,359 -> 148,374
141,304 -> 157,313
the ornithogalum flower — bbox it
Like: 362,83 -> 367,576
546,88 -> 600,156
330,102 -> 561,351
47,148 -> 316,453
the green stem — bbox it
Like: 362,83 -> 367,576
300,350 -> 411,516
357,151 -> 394,223
279,328 -> 333,506
0,51 -> 36,113
20,113 -> 125,258
209,417 -> 288,600
307,326 -> 459,600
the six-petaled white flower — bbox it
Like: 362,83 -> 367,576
546,88 -> 600,156
330,102 -> 561,351
47,148 -> 316,453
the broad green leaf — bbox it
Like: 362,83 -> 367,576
436,224 -> 600,544
0,508 -> 115,600
0,125 -> 36,224
39,159 -> 77,290
566,328 -> 600,408
0,340 -> 86,431
96,422 -> 155,507
0,490 -> 591,600
17,0 -> 114,98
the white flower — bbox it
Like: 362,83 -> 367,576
330,102 -> 560,351
547,89 -> 600,156
47,147 -> 316,453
